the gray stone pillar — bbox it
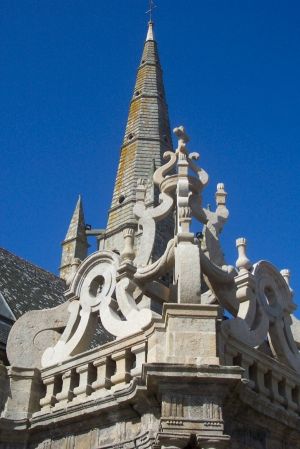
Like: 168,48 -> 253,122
4,367 -> 42,420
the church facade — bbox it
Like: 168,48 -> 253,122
1,21 -> 300,449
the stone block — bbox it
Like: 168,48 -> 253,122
4,367 -> 42,420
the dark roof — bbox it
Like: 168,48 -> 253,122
0,321 -> 11,349
0,247 -> 66,319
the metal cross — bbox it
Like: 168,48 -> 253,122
146,0 -> 157,22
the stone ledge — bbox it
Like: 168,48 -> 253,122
143,363 -> 243,391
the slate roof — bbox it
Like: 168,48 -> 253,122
0,321 -> 11,349
0,247 -> 66,320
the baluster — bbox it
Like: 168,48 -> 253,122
111,349 -> 132,387
291,386 -> 300,413
130,343 -> 146,377
240,354 -> 255,389
255,364 -> 270,398
73,363 -> 93,399
224,346 -> 238,366
55,370 -> 74,406
284,379 -> 298,412
40,375 -> 58,409
91,357 -> 112,394
270,372 -> 285,406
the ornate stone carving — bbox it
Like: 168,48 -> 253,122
30,124 -> 300,374
121,228 -> 135,263
222,256 -> 300,373
42,251 -> 119,367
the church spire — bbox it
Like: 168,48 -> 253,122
103,21 -> 173,254
60,195 -> 88,281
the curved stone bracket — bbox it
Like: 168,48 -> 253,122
221,259 -> 300,373
153,151 -> 177,187
41,251 -> 119,367
134,238 -> 175,283
7,301 -> 70,369
100,277 -> 153,338
134,191 -> 174,267
198,183 -> 229,267
254,261 -> 300,372
188,152 -> 209,186
200,248 -> 238,315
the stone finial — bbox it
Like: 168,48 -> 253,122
236,238 -> 252,272
215,183 -> 227,206
121,228 -> 135,263
174,126 -> 189,155
280,269 -> 293,295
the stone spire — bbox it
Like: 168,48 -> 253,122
60,195 -> 88,281
102,21 -> 173,255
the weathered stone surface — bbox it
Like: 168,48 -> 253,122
2,19 -> 300,449
6,301 -> 70,369
103,22 -> 174,259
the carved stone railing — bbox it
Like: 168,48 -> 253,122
3,300 -> 300,441
35,305 -> 300,418
222,337 -> 300,415
34,303 -> 221,415
37,333 -> 146,413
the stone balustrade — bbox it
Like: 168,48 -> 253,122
35,304 -> 300,421
223,340 -> 300,415
38,336 -> 146,412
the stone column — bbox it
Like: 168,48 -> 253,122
4,367 -> 42,420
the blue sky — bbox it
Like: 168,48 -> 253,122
1,1 -> 300,314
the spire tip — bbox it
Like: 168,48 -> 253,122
146,21 -> 155,42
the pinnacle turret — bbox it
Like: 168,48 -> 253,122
60,195 -> 88,281
102,22 -> 173,256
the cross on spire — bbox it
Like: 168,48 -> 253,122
146,0 -> 157,23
